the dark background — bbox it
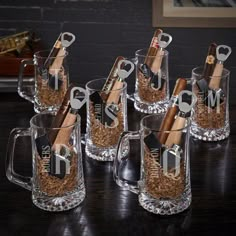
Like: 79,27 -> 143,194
0,0 -> 235,102
0,2 -> 235,235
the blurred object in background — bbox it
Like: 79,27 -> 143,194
0,31 -> 42,76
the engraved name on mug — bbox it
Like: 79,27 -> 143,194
41,145 -> 51,173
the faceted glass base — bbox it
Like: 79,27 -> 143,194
134,93 -> 168,114
32,187 -> 86,212
85,138 -> 117,162
190,121 -> 230,141
34,103 -> 60,114
138,188 -> 192,215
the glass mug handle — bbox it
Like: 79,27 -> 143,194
6,128 -> 32,191
113,131 -> 140,194
18,59 -> 34,103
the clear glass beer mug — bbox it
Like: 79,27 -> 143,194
190,66 -> 230,141
133,33 -> 172,114
133,49 -> 170,114
6,112 -> 85,212
114,113 -> 192,215
18,49 -> 69,113
85,78 -> 128,161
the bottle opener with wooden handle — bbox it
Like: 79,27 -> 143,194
209,45 -> 231,90
158,78 -> 187,144
48,32 -> 76,89
144,28 -> 163,68
164,113 -> 186,148
151,32 -> 172,75
49,32 -> 76,74
106,59 -> 134,105
150,32 -> 172,90
101,56 -> 125,101
165,91 -> 197,148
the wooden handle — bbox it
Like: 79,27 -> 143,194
49,48 -> 66,75
106,56 -> 125,83
106,80 -> 123,105
48,84 -> 75,144
52,111 -> 77,148
44,33 -> 62,68
158,106 -> 178,144
101,56 -> 125,101
172,78 -> 187,96
150,49 -> 165,74
144,29 -> 163,68
209,63 -> 224,90
158,78 -> 187,144
165,116 -> 186,148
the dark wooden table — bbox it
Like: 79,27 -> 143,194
0,93 -> 235,236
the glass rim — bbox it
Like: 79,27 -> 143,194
30,111 -> 80,129
85,77 -> 127,92
192,66 -> 230,78
34,49 -> 69,59
140,114 -> 191,133
135,48 -> 169,58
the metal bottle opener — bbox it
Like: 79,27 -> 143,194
117,59 -> 134,80
61,32 -> 76,48
216,45 -> 232,63
157,33 -> 173,49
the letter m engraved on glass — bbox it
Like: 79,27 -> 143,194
208,90 -> 221,113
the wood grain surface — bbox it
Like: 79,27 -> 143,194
0,93 -> 235,236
